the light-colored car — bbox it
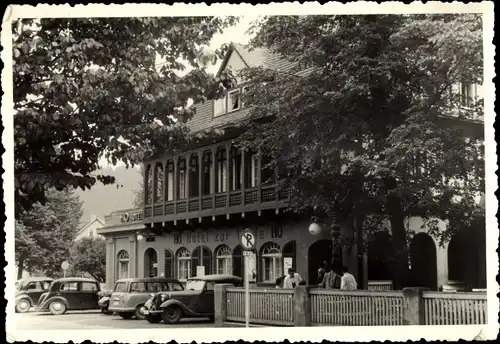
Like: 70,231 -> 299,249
109,277 -> 183,320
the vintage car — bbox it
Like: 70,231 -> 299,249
109,277 -> 184,320
15,277 -> 54,313
143,274 -> 243,324
37,277 -> 101,315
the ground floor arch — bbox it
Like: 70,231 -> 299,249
307,239 -> 332,285
409,233 -> 437,290
144,247 -> 158,278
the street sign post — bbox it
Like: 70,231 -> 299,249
61,260 -> 70,278
240,229 -> 255,328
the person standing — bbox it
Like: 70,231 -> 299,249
316,262 -> 326,286
340,266 -> 358,290
321,264 -> 341,289
283,268 -> 303,288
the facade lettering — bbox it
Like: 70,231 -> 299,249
172,231 -> 230,245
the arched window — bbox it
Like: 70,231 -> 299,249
215,245 -> 232,275
191,246 -> 212,276
155,162 -> 164,203
164,249 -> 174,278
117,250 -> 130,279
178,158 -> 187,199
145,164 -> 153,204
144,248 -> 158,278
260,242 -> 282,282
176,247 -> 191,280
166,160 -> 174,201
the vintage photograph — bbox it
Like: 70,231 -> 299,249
3,2 -> 497,343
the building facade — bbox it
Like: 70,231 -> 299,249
74,215 -> 105,241
98,43 -> 486,292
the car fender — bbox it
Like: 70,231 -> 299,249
39,296 -> 69,310
159,299 -> 200,317
15,293 -> 34,306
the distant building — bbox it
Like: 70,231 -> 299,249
74,215 -> 105,241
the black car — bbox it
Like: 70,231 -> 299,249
143,274 -> 242,324
37,277 -> 101,315
15,277 -> 54,313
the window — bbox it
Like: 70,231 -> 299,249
176,247 -> 192,280
155,162 -> 164,203
228,89 -> 241,112
60,282 -> 78,291
205,282 -> 215,291
164,249 -> 174,279
216,148 -> 227,193
178,158 -> 187,199
191,246 -> 212,277
167,282 -> 184,291
81,282 -> 97,291
189,154 -> 199,197
166,161 -> 174,201
26,282 -> 37,290
113,282 -> 127,292
251,154 -> 259,188
214,97 -> 227,117
202,151 -> 213,195
89,231 -> 94,237
42,281 -> 52,290
215,245 -> 233,275
117,250 -> 130,279
145,164 -> 153,204
231,147 -> 242,191
261,242 -> 283,283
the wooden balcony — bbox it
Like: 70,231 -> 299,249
143,184 -> 291,224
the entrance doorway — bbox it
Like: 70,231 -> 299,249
409,233 -> 437,290
307,239 -> 332,285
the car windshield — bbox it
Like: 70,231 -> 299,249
113,282 -> 127,292
185,280 -> 206,291
168,282 -> 184,291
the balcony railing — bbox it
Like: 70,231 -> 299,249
144,184 -> 291,222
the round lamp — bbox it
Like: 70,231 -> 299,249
309,223 -> 322,236
137,233 -> 144,241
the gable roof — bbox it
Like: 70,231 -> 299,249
75,217 -> 105,237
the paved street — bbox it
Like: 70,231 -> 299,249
14,310 -> 214,330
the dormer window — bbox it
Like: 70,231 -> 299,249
228,89 -> 241,112
213,86 -> 246,118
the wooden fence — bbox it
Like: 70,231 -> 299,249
423,291 -> 488,325
216,285 -> 488,327
225,287 -> 295,326
310,289 -> 403,326
368,280 -> 393,291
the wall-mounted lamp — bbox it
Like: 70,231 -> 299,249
137,233 -> 144,241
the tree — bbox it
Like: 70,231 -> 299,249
13,17 -> 238,214
15,189 -> 83,279
70,237 -> 106,282
238,14 -> 483,288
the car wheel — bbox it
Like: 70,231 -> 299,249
145,314 -> 162,324
101,307 -> 113,316
162,306 -> 183,324
15,299 -> 31,313
118,312 -> 134,320
49,301 -> 67,315
134,305 -> 146,320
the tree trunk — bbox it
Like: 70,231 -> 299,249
330,211 -> 343,274
17,259 -> 24,280
387,195 -> 409,290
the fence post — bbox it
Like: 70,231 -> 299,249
402,287 -> 429,325
214,283 -> 231,327
294,286 -> 311,326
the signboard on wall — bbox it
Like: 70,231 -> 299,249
196,266 -> 205,277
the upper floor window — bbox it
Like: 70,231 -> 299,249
145,164 -> 153,205
166,161 -> 174,201
216,148 -> 227,193
178,158 -> 187,200
213,87 -> 246,118
457,81 -> 479,108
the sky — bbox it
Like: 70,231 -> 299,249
100,15 -> 259,170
